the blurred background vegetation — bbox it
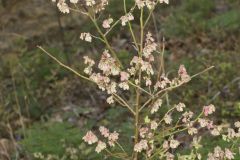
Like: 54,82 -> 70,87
0,0 -> 239,159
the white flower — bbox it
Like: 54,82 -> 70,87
102,18 -> 113,29
234,121 -> 240,128
33,152 -> 44,159
159,0 -> 169,4
119,82 -> 129,90
83,56 -> 95,75
106,96 -> 114,104
188,127 -> 198,135
57,0 -> 70,14
135,0 -> 145,9
175,102 -> 185,112
141,61 -> 154,75
95,141 -> 106,153
198,118 -> 208,128
150,121 -> 158,130
182,111 -> 193,123
106,82 -> 117,94
164,114 -> 172,124
86,0 -> 96,6
211,126 -> 222,136
170,139 -> 179,149
80,32 -> 92,42
70,0 -> 78,3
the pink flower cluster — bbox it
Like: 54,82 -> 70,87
82,126 -> 119,153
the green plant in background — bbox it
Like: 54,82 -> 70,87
20,122 -> 104,160
163,0 -> 240,37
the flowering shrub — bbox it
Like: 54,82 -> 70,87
37,0 -> 240,159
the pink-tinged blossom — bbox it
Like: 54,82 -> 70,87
225,148 -> 235,159
99,126 -> 110,138
102,18 -> 113,29
108,131 -> 119,147
143,32 -> 157,58
108,131 -> 119,141
98,50 -> 120,76
203,104 -> 216,116
90,73 -> 110,91
154,76 -> 170,90
120,13 -> 134,26
120,71 -> 130,81
83,131 -> 98,145
139,127 -> 149,138
151,99 -> 162,114
130,56 -> 141,65
178,64 -> 191,83
95,141 -> 106,153
207,120 -> 214,130
144,77 -> 152,86
134,140 -> 148,152
198,118 -> 208,128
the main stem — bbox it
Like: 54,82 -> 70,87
133,8 -> 144,160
